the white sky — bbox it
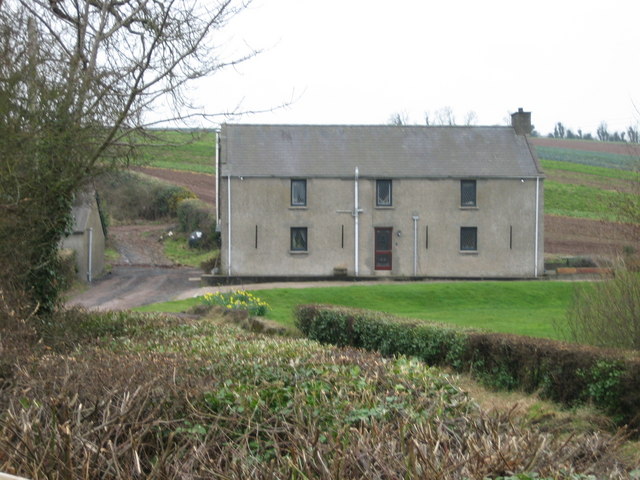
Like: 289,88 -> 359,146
190,0 -> 640,137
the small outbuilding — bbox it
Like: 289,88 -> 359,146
62,190 -> 106,282
216,108 -> 544,278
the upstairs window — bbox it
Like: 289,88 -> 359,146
376,179 -> 392,206
290,227 -> 308,251
460,227 -> 478,251
291,179 -> 307,206
461,180 -> 476,207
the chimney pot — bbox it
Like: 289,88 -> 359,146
511,108 -> 532,135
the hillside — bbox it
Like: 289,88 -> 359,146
530,137 -> 639,257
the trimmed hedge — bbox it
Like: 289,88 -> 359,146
295,304 -> 640,428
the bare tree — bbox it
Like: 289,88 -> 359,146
388,111 -> 409,126
597,122 -> 610,142
435,106 -> 455,126
553,122 -> 566,139
463,110 -> 477,126
0,0 -> 256,315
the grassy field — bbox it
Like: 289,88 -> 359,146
540,158 -> 639,181
136,129 -> 216,173
537,157 -> 638,222
544,181 -> 636,222
535,145 -> 639,170
138,280 -> 578,340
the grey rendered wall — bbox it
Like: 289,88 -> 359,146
219,176 -> 544,277
88,208 -> 105,280
62,209 -> 105,281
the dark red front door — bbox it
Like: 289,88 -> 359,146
374,227 -> 392,270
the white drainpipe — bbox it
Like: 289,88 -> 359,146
227,175 -> 232,276
412,216 -> 419,276
354,167 -> 359,276
87,227 -> 93,283
534,177 -> 540,277
214,129 -> 220,225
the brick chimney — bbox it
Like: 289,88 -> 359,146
511,107 -> 532,135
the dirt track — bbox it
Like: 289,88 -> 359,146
68,223 -> 204,310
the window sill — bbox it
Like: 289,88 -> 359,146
459,250 -> 478,255
459,206 -> 479,210
289,250 -> 309,255
289,206 -> 308,210
375,206 -> 394,210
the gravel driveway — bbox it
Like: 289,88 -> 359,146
67,223 -> 203,310
66,223 -> 384,311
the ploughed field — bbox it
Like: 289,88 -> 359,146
138,131 -> 640,259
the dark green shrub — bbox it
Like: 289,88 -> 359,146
295,305 -> 467,367
150,183 -> 196,217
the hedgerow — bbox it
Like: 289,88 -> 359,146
295,304 -> 640,429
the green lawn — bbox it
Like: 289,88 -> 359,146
138,280 -> 579,340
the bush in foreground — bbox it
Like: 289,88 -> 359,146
0,308 -> 635,479
295,304 -> 640,429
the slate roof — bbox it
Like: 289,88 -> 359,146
220,124 -> 543,179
